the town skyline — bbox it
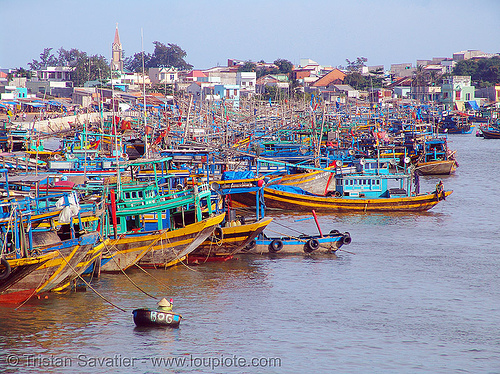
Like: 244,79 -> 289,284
1,0 -> 499,71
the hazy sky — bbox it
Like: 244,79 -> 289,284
1,0 -> 499,70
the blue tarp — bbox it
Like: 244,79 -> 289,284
467,101 -> 479,110
221,171 -> 255,181
267,184 -> 318,196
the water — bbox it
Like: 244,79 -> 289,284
1,134 -> 499,373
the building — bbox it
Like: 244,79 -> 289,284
214,84 -> 240,108
390,63 -> 415,78
149,67 -> 178,85
236,71 -> 256,97
475,85 -> 500,104
186,81 -> 215,99
312,69 -> 346,89
27,66 -> 74,97
111,25 -> 124,72
256,74 -> 289,93
441,76 -> 477,111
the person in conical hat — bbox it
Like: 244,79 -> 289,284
157,298 -> 173,311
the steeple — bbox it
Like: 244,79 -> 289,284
113,24 -> 121,47
111,23 -> 123,72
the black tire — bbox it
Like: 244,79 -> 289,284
210,227 -> 224,242
329,229 -> 341,236
243,239 -> 256,251
304,238 -> 320,253
268,239 -> 283,253
0,258 -> 11,281
342,232 -> 352,245
334,191 -> 341,197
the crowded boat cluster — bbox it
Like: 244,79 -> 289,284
0,81 -> 499,308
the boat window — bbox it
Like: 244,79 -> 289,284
125,192 -> 130,199
139,191 -> 144,197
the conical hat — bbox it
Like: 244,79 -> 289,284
158,298 -> 172,307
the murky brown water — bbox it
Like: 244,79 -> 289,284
1,133 -> 499,373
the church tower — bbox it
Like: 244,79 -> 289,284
111,24 -> 123,72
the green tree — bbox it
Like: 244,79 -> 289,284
344,72 -> 368,90
124,52 -> 152,73
56,47 -> 83,67
345,57 -> 367,73
452,56 -> 500,87
149,42 -> 193,70
238,61 -> 256,72
8,67 -> 32,80
274,59 -> 293,74
28,48 -> 58,70
69,52 -> 110,87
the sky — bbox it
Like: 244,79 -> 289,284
1,0 -> 499,71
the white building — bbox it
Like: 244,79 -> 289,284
149,67 -> 178,85
237,72 -> 256,96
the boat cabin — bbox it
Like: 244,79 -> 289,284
334,158 -> 410,198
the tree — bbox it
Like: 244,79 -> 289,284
70,53 -> 110,87
56,47 -> 83,67
344,72 -> 364,90
345,57 -> 367,73
148,42 -> 193,70
274,59 -> 293,75
452,56 -> 500,87
8,67 -> 32,80
28,48 -> 58,70
238,61 -> 256,72
124,52 -> 152,73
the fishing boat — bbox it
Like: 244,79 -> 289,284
209,175 -> 351,254
414,138 -> 458,175
0,208 -> 103,303
231,158 -> 452,213
241,229 -> 351,255
79,157 -> 226,271
479,126 -> 500,139
188,216 -> 273,262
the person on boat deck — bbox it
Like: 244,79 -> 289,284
157,298 -> 173,311
435,180 -> 445,200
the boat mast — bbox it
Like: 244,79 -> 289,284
142,28 -> 148,158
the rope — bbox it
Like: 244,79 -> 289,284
14,262 -> 52,310
102,236 -> 166,299
133,262 -> 172,291
53,248 -> 127,312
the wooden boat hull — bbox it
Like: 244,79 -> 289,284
189,217 -> 273,259
240,231 -> 351,254
0,252 -> 57,294
232,188 -> 453,213
481,128 -> 500,139
416,160 -> 457,175
0,232 -> 101,304
132,308 -> 181,328
268,168 -> 336,195
99,214 -> 225,271
139,213 -> 225,268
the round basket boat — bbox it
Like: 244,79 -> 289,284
132,308 -> 182,328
